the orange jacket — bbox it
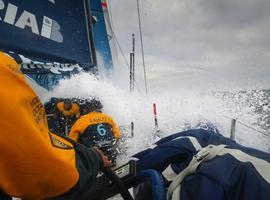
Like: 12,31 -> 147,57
69,111 -> 120,141
0,52 -> 101,199
56,102 -> 80,117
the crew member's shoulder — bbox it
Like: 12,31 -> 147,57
95,112 -> 112,119
0,51 -> 22,75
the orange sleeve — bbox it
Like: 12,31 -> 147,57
69,129 -> 80,141
69,116 -> 86,141
71,102 -> 80,117
0,52 -> 79,199
0,52 -> 101,199
56,102 -> 64,111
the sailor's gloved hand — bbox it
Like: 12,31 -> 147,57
92,147 -> 111,168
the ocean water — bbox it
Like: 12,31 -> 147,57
45,73 -> 270,164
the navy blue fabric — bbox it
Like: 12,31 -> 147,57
133,129 -> 270,200
0,0 -> 93,66
90,0 -> 113,71
0,0 -> 98,89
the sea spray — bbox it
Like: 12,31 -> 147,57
45,72 -> 270,164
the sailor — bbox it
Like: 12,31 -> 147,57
69,99 -> 120,165
55,99 -> 81,135
56,100 -> 80,118
0,51 -> 111,199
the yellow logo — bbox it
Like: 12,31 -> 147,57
49,134 -> 73,149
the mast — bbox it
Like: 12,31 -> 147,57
130,34 -> 135,92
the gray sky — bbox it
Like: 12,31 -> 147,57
109,0 -> 270,93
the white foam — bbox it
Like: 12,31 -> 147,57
45,72 -> 270,162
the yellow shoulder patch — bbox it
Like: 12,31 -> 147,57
49,134 -> 73,149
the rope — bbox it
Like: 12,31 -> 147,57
109,25 -> 130,69
236,120 -> 270,137
221,115 -> 270,137
106,0 -> 115,32
102,4 -> 130,69
105,3 -> 142,93
136,0 -> 148,95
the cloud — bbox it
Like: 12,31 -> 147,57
109,0 -> 270,92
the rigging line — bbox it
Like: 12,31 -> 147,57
136,0 -> 148,95
106,0 -> 115,31
104,9 -> 142,91
132,75 -> 142,93
236,120 -> 270,137
105,1 -> 141,92
112,30 -> 130,68
220,115 -> 270,137
103,14 -> 130,69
